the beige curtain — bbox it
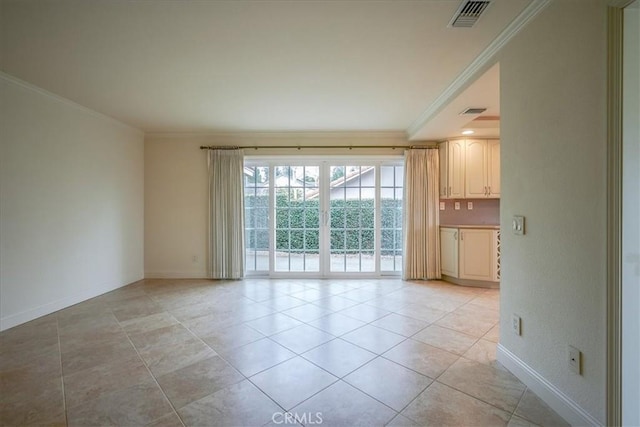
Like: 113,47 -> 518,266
403,148 -> 441,280
208,149 -> 245,279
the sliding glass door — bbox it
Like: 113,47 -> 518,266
244,158 -> 403,277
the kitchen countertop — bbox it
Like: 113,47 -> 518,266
440,224 -> 500,230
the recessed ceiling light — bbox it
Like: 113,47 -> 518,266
462,130 -> 474,135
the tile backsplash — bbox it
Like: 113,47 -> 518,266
439,199 -> 500,225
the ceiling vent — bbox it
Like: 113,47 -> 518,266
448,1 -> 492,28
460,107 -> 487,115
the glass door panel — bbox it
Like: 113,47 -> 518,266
244,166 -> 270,273
274,165 -> 320,272
329,165 -> 376,273
380,165 -> 404,272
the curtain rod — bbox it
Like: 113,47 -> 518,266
199,145 -> 437,150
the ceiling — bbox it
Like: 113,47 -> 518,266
1,0 -> 537,139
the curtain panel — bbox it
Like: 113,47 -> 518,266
208,149 -> 245,279
403,149 -> 441,280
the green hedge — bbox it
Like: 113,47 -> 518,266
245,195 -> 402,254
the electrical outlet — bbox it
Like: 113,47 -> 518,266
454,201 -> 460,210
192,255 -> 198,263
439,201 -> 445,211
467,201 -> 473,210
511,314 -> 521,335
569,345 -> 582,375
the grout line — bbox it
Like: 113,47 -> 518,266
55,315 -> 69,427
116,309 -> 187,427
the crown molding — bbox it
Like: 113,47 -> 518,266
145,130 -> 409,140
406,0 -> 551,139
0,71 -> 143,135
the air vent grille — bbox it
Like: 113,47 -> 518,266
449,1 -> 491,28
460,107 -> 487,115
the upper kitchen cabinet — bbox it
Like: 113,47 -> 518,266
439,140 -> 465,199
464,139 -> 500,199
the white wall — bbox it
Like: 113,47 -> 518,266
622,2 -> 640,425
144,133 -> 409,278
0,74 -> 144,331
497,0 -> 607,424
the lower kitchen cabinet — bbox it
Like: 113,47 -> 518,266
440,226 -> 499,286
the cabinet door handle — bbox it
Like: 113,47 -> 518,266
460,232 -> 464,241
448,186 -> 451,196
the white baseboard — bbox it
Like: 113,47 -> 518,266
0,279 -> 140,331
496,344 -> 602,426
144,271 -> 208,279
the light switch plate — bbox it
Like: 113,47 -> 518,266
439,201 -> 445,211
569,345 -> 582,375
513,215 -> 525,235
467,201 -> 473,210
454,202 -> 460,210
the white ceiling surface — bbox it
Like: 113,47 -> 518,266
1,0 -> 528,137
412,62 -> 501,140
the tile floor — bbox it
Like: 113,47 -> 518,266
0,279 -> 569,426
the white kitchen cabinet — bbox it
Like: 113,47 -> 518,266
464,139 -> 500,199
487,140 -> 500,197
439,140 -> 465,199
440,226 -> 499,284
459,228 -> 495,281
440,228 -> 459,277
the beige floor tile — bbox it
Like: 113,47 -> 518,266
120,312 -> 180,335
156,355 -> 244,409
1,360 -> 62,405
263,295 -> 308,311
370,313 -> 429,337
312,295 -> 360,312
63,355 -> 152,408
484,323 -> 501,343
463,338 -> 498,365
59,324 -> 129,354
200,323 -> 265,352
250,357 -> 337,410
386,414 -> 420,426
0,331 -> 59,370
394,303 -> 448,324
0,377 -> 66,426
412,324 -> 478,355
138,337 -> 216,377
289,288 -> 329,302
66,380 -> 173,427
178,379 -> 281,427
344,357 -> 432,411
144,411 -> 184,427
128,324 -> 197,352
514,389 -> 570,426
281,303 -> 331,323
308,312 -> 366,336
339,288 -> 379,303
337,303 -> 391,322
269,324 -> 334,354
111,296 -> 166,322
2,278 -> 568,427
301,338 -> 376,377
508,415 -> 541,427
435,311 -> 496,338
401,382 -> 510,427
219,337 -> 295,377
291,380 -> 397,427
383,339 -> 459,379
61,338 -> 139,375
341,324 -> 406,354
438,358 -> 526,413
244,313 -> 303,336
